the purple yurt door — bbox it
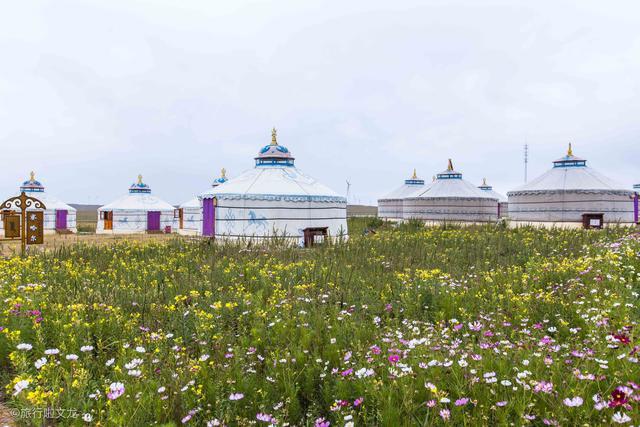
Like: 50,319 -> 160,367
147,211 -> 161,231
202,198 -> 215,237
55,210 -> 68,229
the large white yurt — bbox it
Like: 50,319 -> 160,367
97,175 -> 176,234
478,178 -> 508,218
507,144 -> 635,228
403,160 -> 499,223
177,169 -> 229,235
199,129 -> 348,244
377,169 -> 428,220
0,172 -> 77,236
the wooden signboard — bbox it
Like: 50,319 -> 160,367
26,211 -> 44,245
4,213 -> 21,238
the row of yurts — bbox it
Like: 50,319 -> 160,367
0,129 -> 349,239
2,135 -> 639,238
379,143 -> 640,226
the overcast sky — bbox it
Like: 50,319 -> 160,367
1,0 -> 639,205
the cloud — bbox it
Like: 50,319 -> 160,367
1,0 -> 639,205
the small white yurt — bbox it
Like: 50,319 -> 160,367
403,160 -> 499,223
507,144 -> 635,228
377,169 -> 428,220
0,171 -> 77,236
199,129 -> 348,244
177,169 -> 229,235
97,175 -> 176,234
478,178 -> 508,218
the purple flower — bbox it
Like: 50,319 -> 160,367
107,382 -> 125,400
455,398 -> 470,406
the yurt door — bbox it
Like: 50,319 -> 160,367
147,211 -> 161,231
202,198 -> 215,237
55,210 -> 68,230
103,211 -> 113,230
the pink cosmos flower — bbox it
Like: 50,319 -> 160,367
439,409 -> 450,421
107,382 -> 125,400
563,396 -> 583,407
388,354 -> 400,364
229,393 -> 244,401
455,398 -> 469,406
314,418 -> 330,427
354,397 -> 364,407
533,381 -> 553,394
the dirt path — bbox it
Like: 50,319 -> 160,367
0,402 -> 15,427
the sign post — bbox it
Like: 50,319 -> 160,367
0,191 -> 46,256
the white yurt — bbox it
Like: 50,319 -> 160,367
478,178 -> 508,218
507,144 -> 635,228
177,169 -> 229,235
403,160 -> 499,223
377,169 -> 428,220
199,129 -> 348,244
97,175 -> 177,234
0,172 -> 77,236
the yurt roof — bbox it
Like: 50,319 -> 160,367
508,145 -> 631,195
200,129 -> 345,202
179,197 -> 200,209
478,178 -> 507,202
99,175 -> 175,211
379,169 -> 429,200
410,160 -> 497,200
14,172 -> 76,211
180,169 -> 228,208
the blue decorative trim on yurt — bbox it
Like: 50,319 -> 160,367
436,172 -> 463,180
20,172 -> 45,192
634,184 -> 640,190
553,144 -> 587,168
553,159 -> 587,168
201,192 -> 347,203
129,174 -> 152,194
255,159 -> 295,167
404,179 -> 425,185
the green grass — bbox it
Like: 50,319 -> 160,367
0,220 -> 638,425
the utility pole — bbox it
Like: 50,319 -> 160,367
524,143 -> 529,183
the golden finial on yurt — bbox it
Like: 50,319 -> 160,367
432,175 -> 436,182
482,177 -> 487,186
271,127 -> 278,145
411,168 -> 417,179
447,159 -> 454,171
137,174 -> 143,184
221,168 -> 226,178
567,143 -> 573,157
30,171 -> 35,182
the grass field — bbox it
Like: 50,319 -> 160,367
0,219 -> 638,425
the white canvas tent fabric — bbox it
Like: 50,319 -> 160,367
200,129 -> 348,240
97,176 -> 176,234
507,145 -> 635,225
378,170 -> 428,220
178,169 -> 229,235
0,172 -> 77,236
404,160 -> 499,222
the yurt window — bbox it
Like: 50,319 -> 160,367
582,214 -> 604,229
303,227 -> 328,247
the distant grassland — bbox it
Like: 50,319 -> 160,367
75,208 -> 97,233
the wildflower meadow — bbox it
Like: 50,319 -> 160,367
0,220 -> 639,425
